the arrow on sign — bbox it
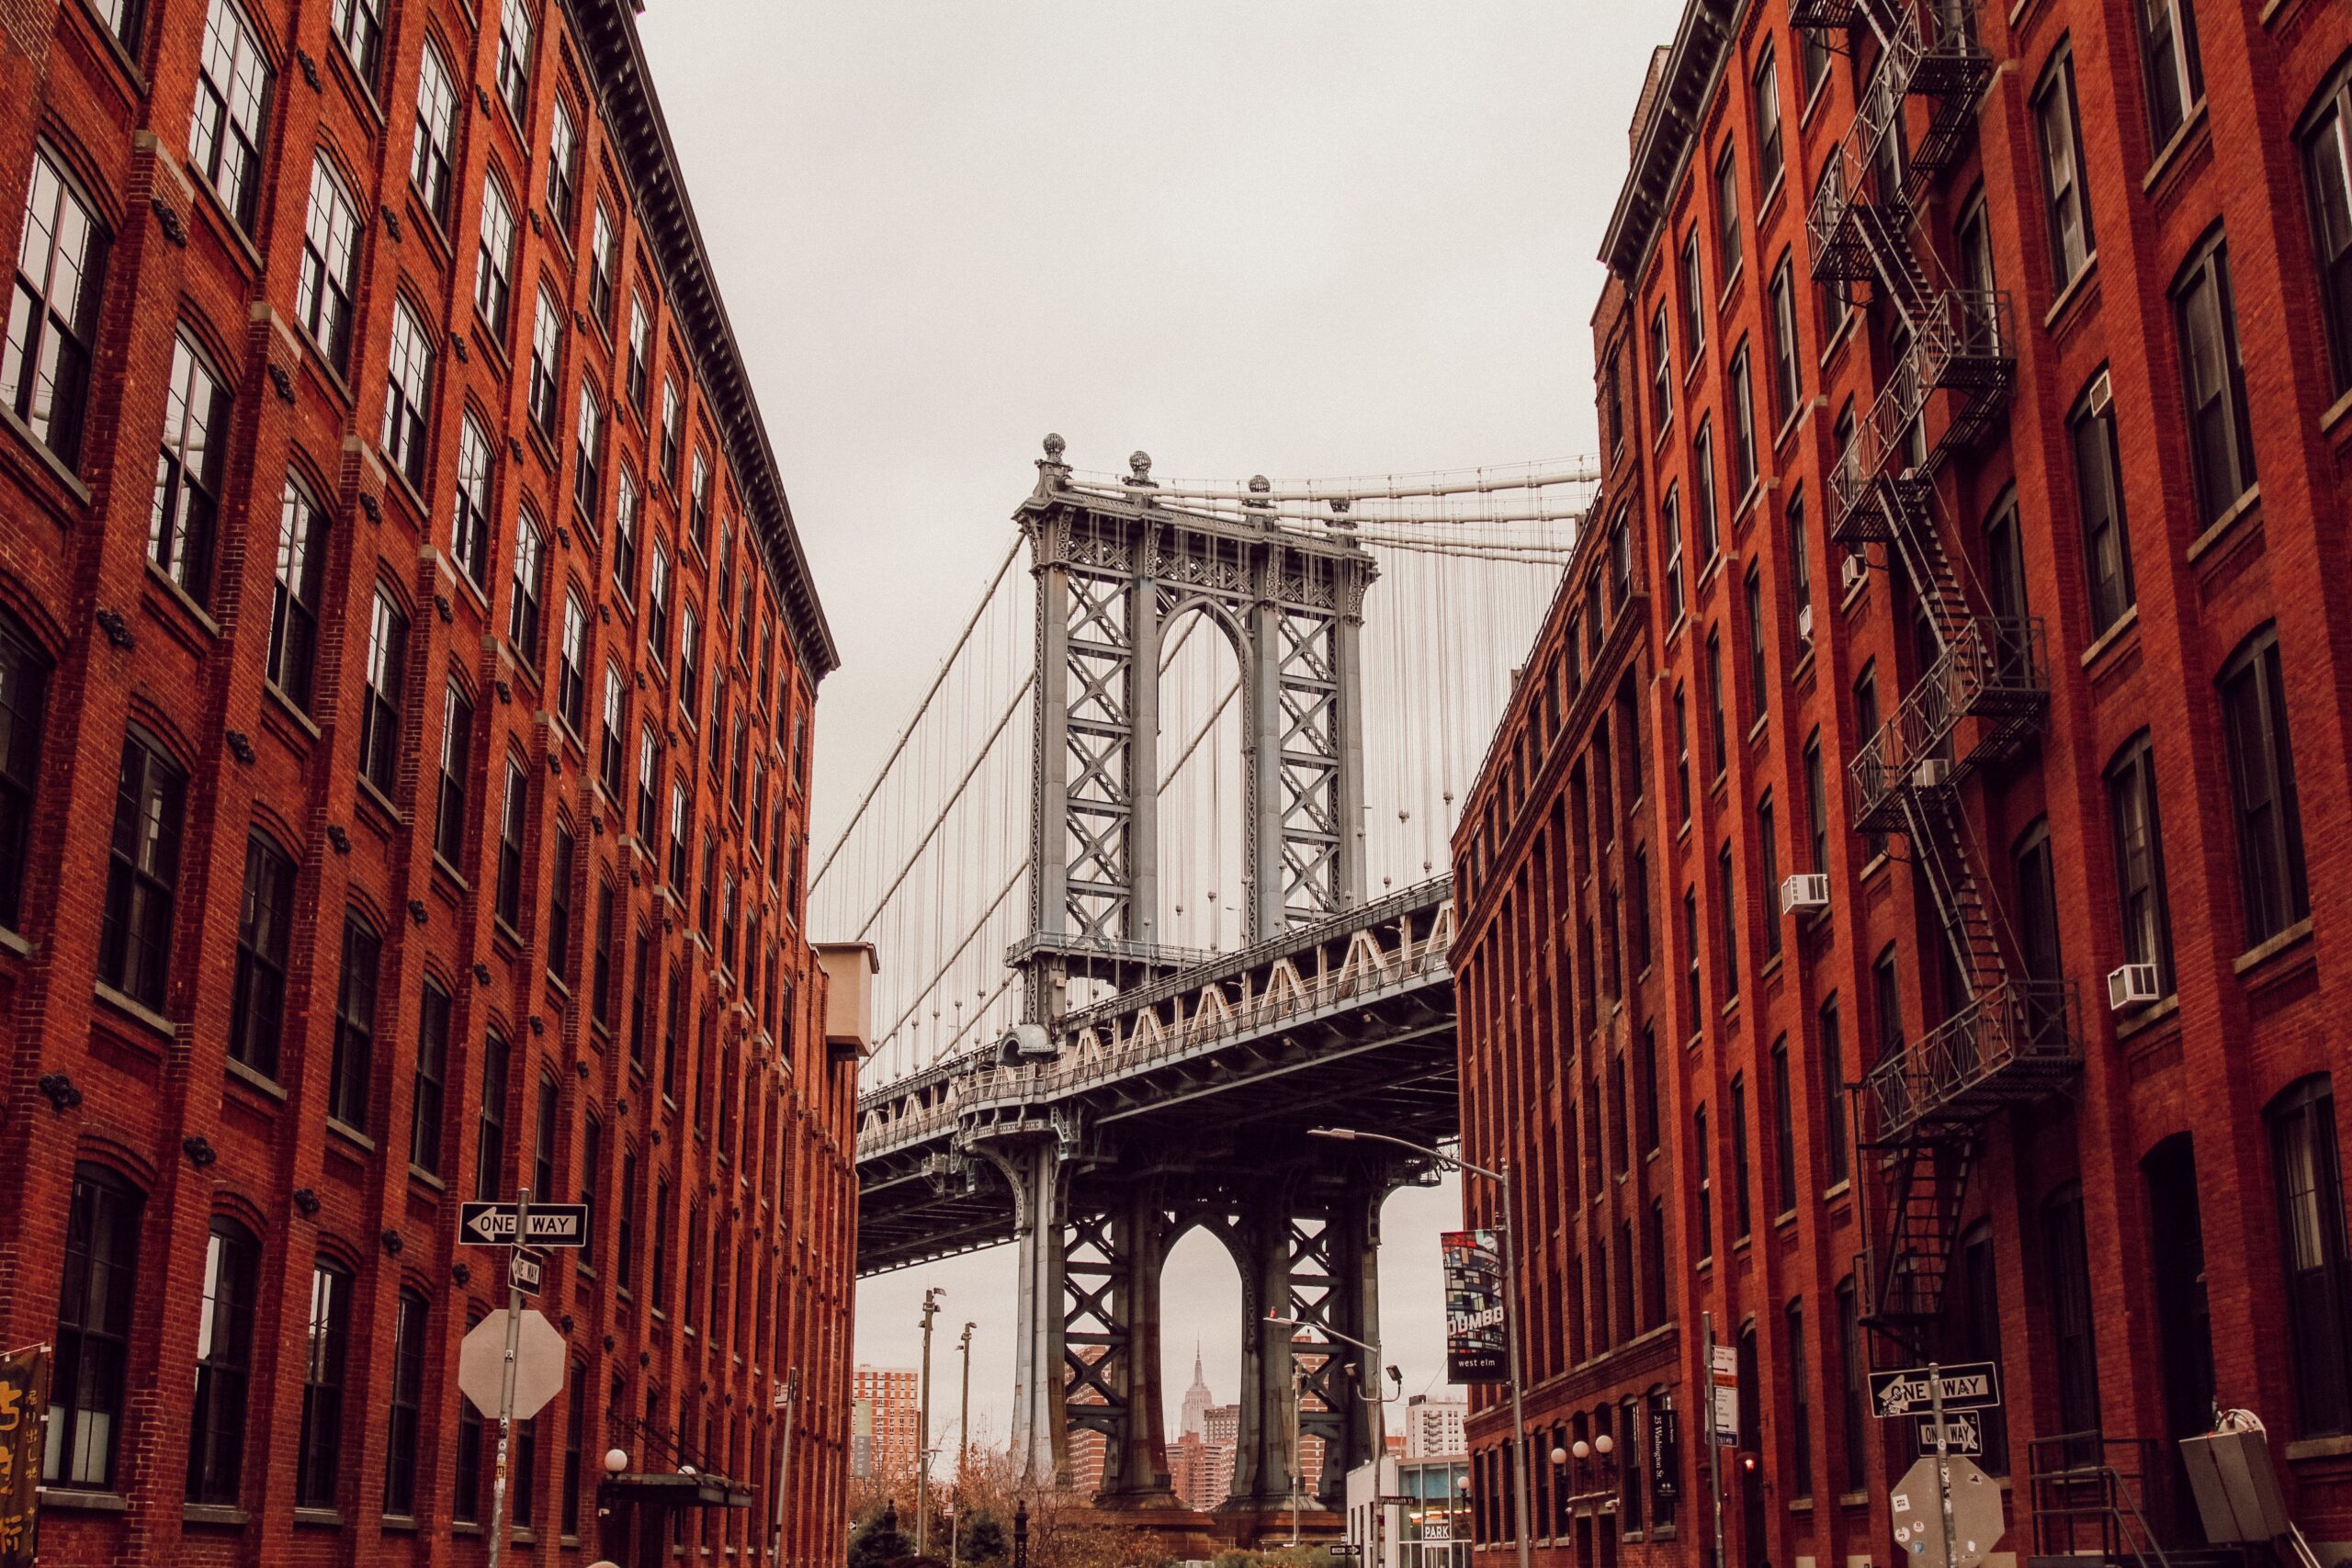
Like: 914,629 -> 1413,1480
1914,1412 -> 1984,1457
1870,1362 -> 2001,1418
460,1201 -> 589,1247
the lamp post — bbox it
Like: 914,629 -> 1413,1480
955,1323 -> 974,1568
1266,1314 -> 1404,1568
918,1289 -> 944,1559
1309,1128 -> 1532,1568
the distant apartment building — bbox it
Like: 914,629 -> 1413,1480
1402,1395 -> 1468,1461
853,1365 -> 922,1483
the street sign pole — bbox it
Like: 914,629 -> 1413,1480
771,1368 -> 798,1562
486,1186 -> 532,1568
1929,1361 -> 1959,1568
1704,1312 -> 1726,1568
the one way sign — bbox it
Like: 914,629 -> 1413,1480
1869,1362 -> 2001,1418
459,1201 -> 589,1247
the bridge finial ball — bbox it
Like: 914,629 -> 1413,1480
1042,433 -> 1066,461
1249,474 -> 1271,492
1128,450 -> 1152,480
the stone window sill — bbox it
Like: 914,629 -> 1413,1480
39,1486 -> 129,1512
2186,485 -> 2262,564
227,1056 -> 288,1101
184,1503 -> 249,1528
95,981 -> 175,1041
2234,917 -> 2313,977
2041,254 -> 2101,333
2077,604 -> 2139,671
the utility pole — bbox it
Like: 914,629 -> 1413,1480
1705,1312 -> 1726,1568
771,1368 -> 799,1564
955,1323 -> 974,1568
1289,1360 -> 1305,1546
487,1187 -> 532,1568
918,1288 -> 944,1559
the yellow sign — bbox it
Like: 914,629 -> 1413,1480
0,1344 -> 49,1568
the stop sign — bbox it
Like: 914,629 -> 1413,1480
1890,1454 -> 2005,1568
458,1308 -> 568,1420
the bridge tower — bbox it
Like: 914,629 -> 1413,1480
990,438 -> 1394,1522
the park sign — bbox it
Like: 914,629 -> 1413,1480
1869,1362 -> 2001,1419
1441,1231 -> 1507,1383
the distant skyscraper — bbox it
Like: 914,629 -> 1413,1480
1402,1394 -> 1467,1461
854,1365 -> 922,1481
1180,1343 -> 1215,1438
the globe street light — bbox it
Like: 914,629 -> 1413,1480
1309,1127 -> 1532,1568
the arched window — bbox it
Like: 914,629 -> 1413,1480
2269,1077 -> 2352,1434
187,1218 -> 262,1504
229,828 -> 296,1077
47,1163 -> 143,1489
2219,626 -> 2309,945
296,1255 -> 355,1506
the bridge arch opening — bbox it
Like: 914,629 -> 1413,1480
1156,602 -> 1249,953
1158,1218 -> 1246,1475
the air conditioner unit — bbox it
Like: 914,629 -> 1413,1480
2107,963 -> 2161,1011
1795,603 -> 1815,643
1841,555 -> 1869,595
2087,368 -> 2113,418
1781,873 -> 1830,916
1911,759 -> 1951,789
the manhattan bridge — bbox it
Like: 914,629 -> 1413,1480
818,437 -> 1593,1529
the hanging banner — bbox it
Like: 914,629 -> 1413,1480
0,1343 -> 50,1568
1649,1399 -> 1679,1502
1441,1231 -> 1508,1383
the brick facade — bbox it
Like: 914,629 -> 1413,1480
0,0 -> 858,1562
1455,6 -> 2352,1568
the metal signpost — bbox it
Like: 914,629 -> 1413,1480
454,1188 -> 585,1568
1704,1314 -> 1732,1568
1874,1361 -> 2005,1568
772,1369 -> 799,1562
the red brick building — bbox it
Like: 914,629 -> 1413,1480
1454,5 -> 2352,1568
0,0 -> 861,1562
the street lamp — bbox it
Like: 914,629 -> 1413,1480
1268,1314 -> 1404,1568
1309,1127 -> 1532,1568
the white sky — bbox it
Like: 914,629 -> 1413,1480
634,0 -> 1684,1449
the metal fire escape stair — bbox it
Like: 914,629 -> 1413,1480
1793,0 -> 2081,1348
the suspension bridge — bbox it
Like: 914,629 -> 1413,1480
817,436 -> 1592,1530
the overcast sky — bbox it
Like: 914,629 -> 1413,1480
634,0 -> 1683,1450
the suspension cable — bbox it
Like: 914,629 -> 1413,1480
876,859 -> 1029,1049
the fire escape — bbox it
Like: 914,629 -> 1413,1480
1792,0 -> 2080,1356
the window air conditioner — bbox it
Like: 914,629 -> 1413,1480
1795,603 -> 1815,643
2088,368 -> 2113,418
2107,963 -> 2160,1011
1911,759 -> 1951,789
1781,874 -> 1830,916
1841,555 -> 1869,595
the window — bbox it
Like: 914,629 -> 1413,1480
1662,486 -> 1685,625
2305,76 -> 2352,398
1837,1278 -> 1867,1489
559,590 -> 588,732
615,468 -> 639,604
187,1221 -> 259,1504
1803,28 -> 1831,101
435,684 -> 473,865
1755,50 -> 1783,195
534,1071 -> 560,1201
548,821 -> 576,980
1744,567 -> 1769,731
669,780 -> 689,890
1630,844 -> 1653,974
496,0 -> 534,122
1693,1104 -> 1713,1259
380,299 -> 433,489
593,882 -> 617,1028
412,43 -> 458,220
453,1332 -> 484,1522
296,156 -> 363,369
190,0 -> 270,227
628,295 -> 653,412
1758,794 -> 1781,962
2220,626 -> 2309,943
618,1145 -> 639,1289
325,0 -> 384,81
1714,143 -> 1742,278
1718,843 -> 1739,1007
2043,1183 -> 2103,1452
358,588 -> 406,796
0,615 -> 46,931
1672,684 -> 1690,823
589,202 -> 617,325
1728,345 -> 1757,495
1693,422 -> 1719,561
1681,231 -> 1705,366
1728,1070 -> 1752,1244
413,979 -> 450,1174
1819,997 -> 1847,1185
529,284 -> 563,436
637,722 -> 661,844
602,662 -> 628,797
4,148 -> 110,472
331,912 -> 379,1128
1786,1298 -> 1811,1498
1705,630 -> 1728,776
562,1367 -> 587,1536
1947,1220 -> 2010,1472
2036,51 -> 2097,288
691,450 -> 713,551
1650,302 -> 1673,428
476,174 -> 516,334
47,1164 -> 141,1489
99,729 -> 184,1011
1854,666 -> 1883,857
266,479 -> 326,709
1804,729 -> 1826,872
2106,734 -> 2173,995
476,1031 -> 510,1201
648,541 -> 673,662
496,761 -> 528,930
383,1289 -> 426,1515
228,830 -> 295,1077
150,336 -> 230,604
2014,819 -> 2064,1013
510,511 -> 545,659
652,1173 -> 672,1305
296,1258 -> 354,1508
1769,1037 -> 1797,1218
452,413 -> 495,586
548,96 -> 579,231
575,380 -> 604,519
2138,0 -> 2202,150
2271,1077 -> 2352,1434
1768,257 -> 1801,427
1815,168 -> 1852,343
2175,237 -> 2257,525
1872,942 -> 1902,1063
661,380 -> 683,485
